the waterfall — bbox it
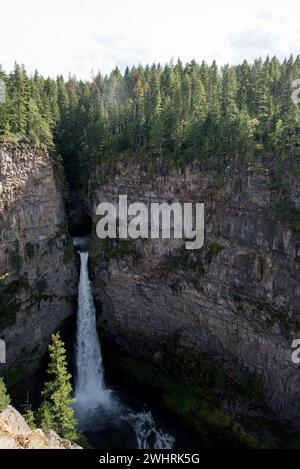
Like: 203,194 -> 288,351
74,251 -> 112,416
73,245 -> 174,448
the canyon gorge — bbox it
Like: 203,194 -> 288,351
1,141 -> 300,447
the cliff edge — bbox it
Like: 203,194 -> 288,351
0,406 -> 81,449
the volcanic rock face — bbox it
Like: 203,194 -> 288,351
89,157 -> 300,426
0,142 -> 77,382
0,406 -> 81,449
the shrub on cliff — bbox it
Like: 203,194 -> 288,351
37,332 -> 78,441
0,377 -> 10,412
23,408 -> 36,429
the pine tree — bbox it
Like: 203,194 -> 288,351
27,98 -> 53,146
236,108 -> 258,156
272,104 -> 300,160
37,332 -> 77,441
0,377 -> 10,412
0,66 -> 9,137
208,60 -> 221,120
149,66 -> 163,156
220,65 -> 238,156
8,63 -> 30,137
23,408 -> 36,429
189,70 -> 207,151
0,57 -> 299,177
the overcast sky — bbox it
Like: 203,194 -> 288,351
1,0 -> 299,79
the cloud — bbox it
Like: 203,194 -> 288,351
229,28 -> 282,61
256,9 -> 273,20
0,0 -> 299,78
93,34 -> 151,71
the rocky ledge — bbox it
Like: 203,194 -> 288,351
0,406 -> 81,449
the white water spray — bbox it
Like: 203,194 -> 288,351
74,251 -> 111,415
74,246 -> 174,448
122,411 -> 175,449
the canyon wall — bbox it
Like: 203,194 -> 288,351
89,156 -> 300,427
0,142 -> 77,385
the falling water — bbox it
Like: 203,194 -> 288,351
74,251 -> 112,417
73,245 -> 174,448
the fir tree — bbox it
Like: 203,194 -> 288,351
37,332 -> 77,441
23,408 -> 36,429
0,377 -> 10,412
1,56 -> 300,178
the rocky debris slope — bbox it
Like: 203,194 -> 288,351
0,142 -> 77,383
89,157 -> 300,427
0,406 -> 81,449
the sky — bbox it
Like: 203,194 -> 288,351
0,0 -> 299,79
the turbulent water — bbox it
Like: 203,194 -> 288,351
73,246 -> 174,449
122,411 -> 175,449
74,251 -> 112,417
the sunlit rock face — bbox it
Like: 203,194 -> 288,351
88,157 -> 300,427
0,406 -> 81,449
0,142 -> 77,382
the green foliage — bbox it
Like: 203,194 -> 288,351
158,247 -> 204,275
6,276 -> 29,295
257,301 -> 300,337
209,172 -> 226,189
90,235 -> 141,263
208,241 -> 225,255
163,388 -> 260,448
37,332 -> 78,441
214,366 -> 230,388
74,433 -> 93,448
0,64 -> 54,146
268,197 -> 300,231
0,275 -> 23,330
63,244 -> 74,264
1,57 -> 300,191
243,375 -> 265,407
105,347 -> 262,448
4,365 -> 26,388
23,409 -> 36,429
0,377 -> 11,412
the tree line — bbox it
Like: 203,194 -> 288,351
0,57 -> 300,189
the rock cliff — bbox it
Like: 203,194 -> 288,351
0,405 -> 81,449
0,142 -> 77,386
88,156 -> 300,428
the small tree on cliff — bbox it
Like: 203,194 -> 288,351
37,332 -> 77,440
0,377 -> 10,412
23,408 -> 36,429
